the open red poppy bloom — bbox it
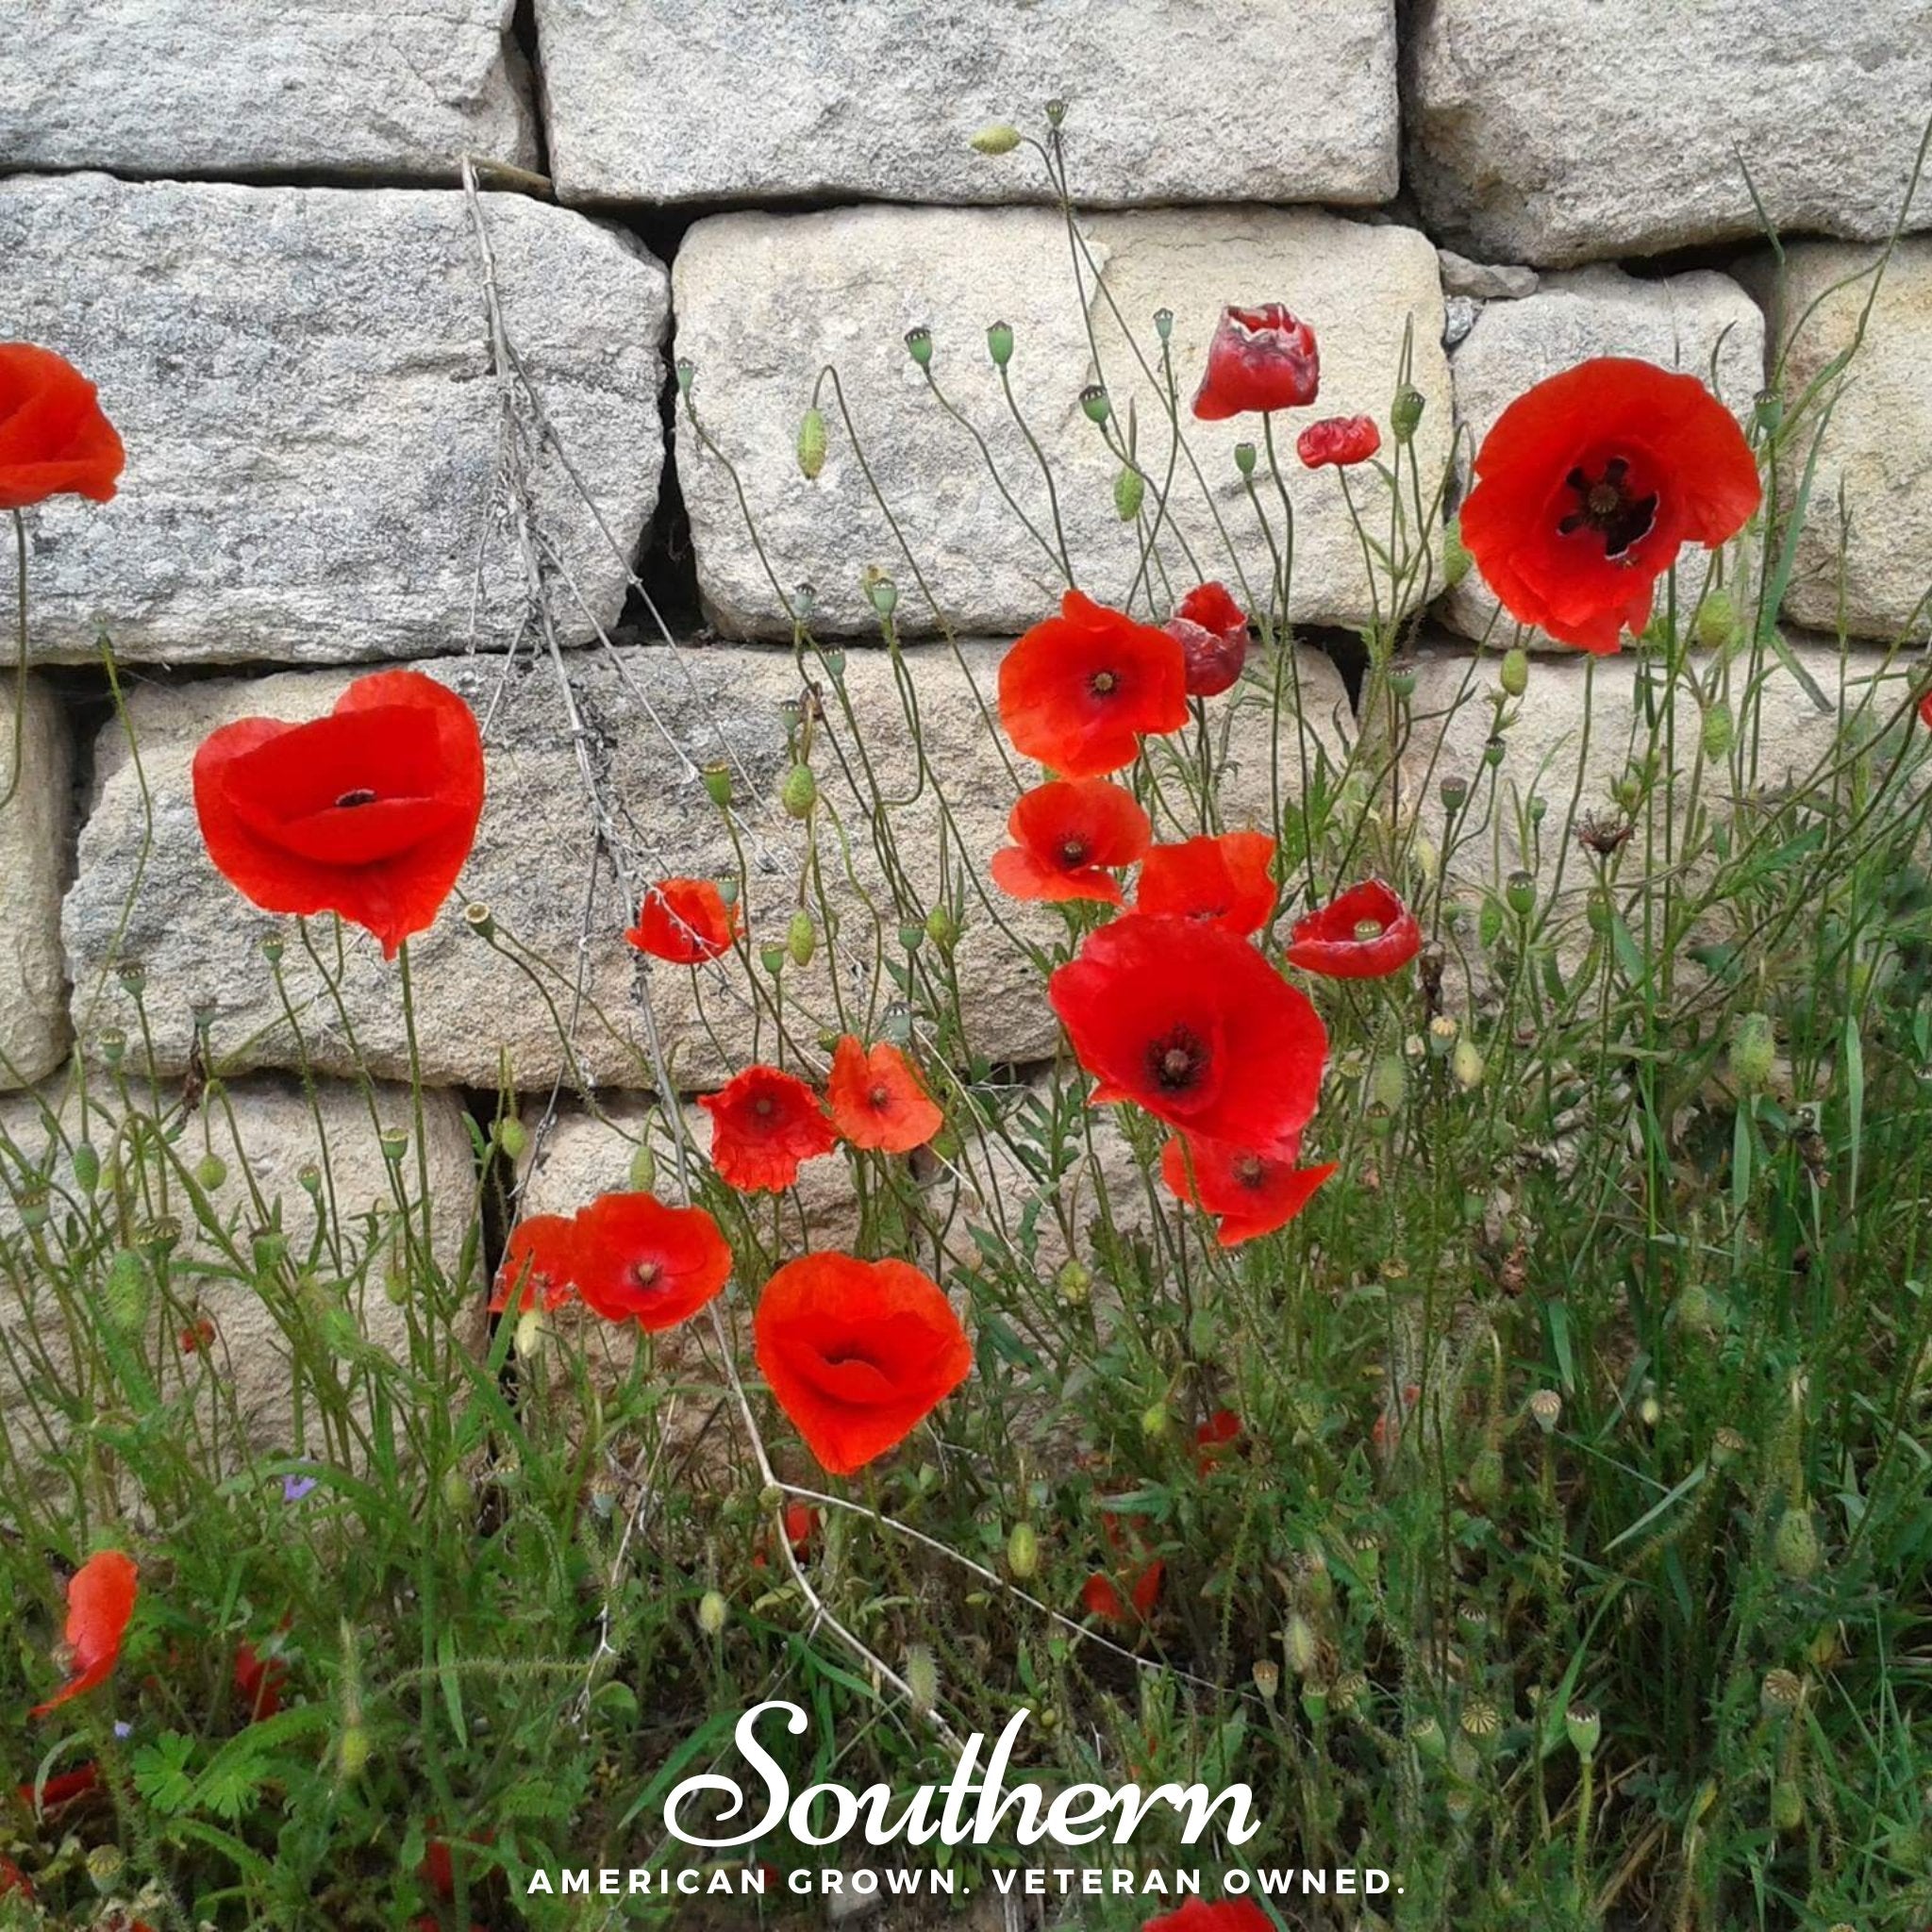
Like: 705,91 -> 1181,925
1284,878 -> 1422,979
1084,1510 -> 1163,1625
1191,304 -> 1320,421
1136,830 -> 1276,936
1165,581 -> 1249,698
998,590 -> 1188,777
0,1856 -> 29,1899
990,777 -> 1152,906
33,1550 -> 138,1718
1161,1134 -> 1338,1247
1142,1901 -> 1272,1932
571,1191 -> 732,1330
192,671 -> 485,959
234,1639 -> 288,1722
0,342 -> 125,510
1048,914 -> 1326,1159
489,1213 -> 579,1315
699,1065 -> 838,1192
1298,413 -> 1381,470
625,877 -> 741,964
826,1036 -> 943,1153
1193,1407 -> 1244,1473
754,1253 -> 972,1475
1458,357 -> 1761,654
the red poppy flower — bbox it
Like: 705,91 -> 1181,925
1084,1511 -> 1163,1624
489,1213 -> 578,1315
1297,413 -> 1382,470
192,670 -> 485,959
1193,1407 -> 1244,1474
754,1253 -> 972,1475
1284,878 -> 1422,980
234,1639 -> 288,1722
1161,1135 -> 1337,1247
0,342 -> 125,510
826,1036 -> 944,1153
1136,831 -> 1276,936
0,1856 -> 29,1899
419,1823 -> 494,1901
625,877 -> 741,964
1143,1901 -> 1272,1932
1458,357 -> 1761,654
33,1549 -> 138,1717
751,1500 -> 823,1571
570,1191 -> 732,1331
998,590 -> 1188,777
700,1065 -> 839,1192
1191,304 -> 1320,422
179,1316 -> 216,1354
990,777 -> 1152,906
1918,690 -> 1932,731
1048,914 -> 1326,1160
1165,581 -> 1249,698
17,1761 -> 99,1811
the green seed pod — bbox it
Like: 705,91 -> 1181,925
1451,1038 -> 1486,1091
796,406 -> 827,480
105,1246 -> 149,1332
1057,1259 -> 1091,1307
1701,698 -> 1735,759
1730,1011 -> 1775,1092
1440,774 -> 1468,812
1771,1778 -> 1804,1833
904,1643 -> 940,1717
781,762 -> 818,819
675,357 -> 694,399
970,122 -> 1022,155
787,910 -> 816,968
864,570 -> 899,618
986,319 -> 1014,369
897,922 -> 924,955
1409,1713 -> 1446,1762
1482,732 -> 1506,769
1391,382 -> 1425,443
1300,1684 -> 1329,1724
1564,1704 -> 1601,1761
1467,1446 -> 1505,1511
759,943 -> 787,978
904,326 -> 933,370
1441,516 -> 1474,588
461,901 -> 494,941
1252,1658 -> 1280,1701
1140,1402 -> 1171,1441
495,1117 -> 529,1160
1007,1521 -> 1040,1580
86,1843 -> 125,1893
702,761 -> 733,808
1499,646 -> 1529,697
1759,1668 -> 1803,1718
628,1140 -> 657,1193
440,1469 -> 475,1514
194,1152 -> 228,1192
1390,666 -> 1418,699
697,1590 -> 729,1638
1505,870 -> 1536,918
1694,587 -> 1740,651
1773,1504 -> 1822,1580
378,1125 -> 408,1166
97,1024 -> 127,1068
338,1723 -> 373,1779
1371,1053 -> 1407,1113
1233,441 -> 1257,478
924,905 -> 958,951
1285,1611 -> 1320,1677
71,1139 -> 100,1194
1113,465 -> 1144,523
1079,384 -> 1110,426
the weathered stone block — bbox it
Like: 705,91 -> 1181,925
63,641 -> 1348,1091
1441,267 -> 1766,648
537,0 -> 1396,208
1765,240 -> 1932,644
0,677 -> 74,1089
0,0 -> 535,180
1407,0 -> 1932,266
0,175 -> 666,664
0,1075 -> 479,1468
674,206 -> 1450,640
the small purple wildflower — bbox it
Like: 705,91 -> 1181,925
282,1473 -> 318,1505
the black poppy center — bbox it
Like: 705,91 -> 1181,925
335,787 -> 379,808
868,1084 -> 891,1111
1232,1155 -> 1267,1190
1557,458 -> 1657,560
1090,669 -> 1119,696
1060,838 -> 1089,866
1147,1024 -> 1210,1094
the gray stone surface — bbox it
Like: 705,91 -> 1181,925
0,0 -> 535,180
675,206 -> 1451,640
1438,251 -> 1539,303
1,175 -> 667,664
1441,266 -> 1767,648
0,1074 -> 479,1468
537,0 -> 1397,208
1406,0 -> 1932,266
0,677 -> 74,1089
1766,240 -> 1932,643
64,642 -> 1353,1091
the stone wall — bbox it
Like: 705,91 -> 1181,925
2,2 -> 1929,1265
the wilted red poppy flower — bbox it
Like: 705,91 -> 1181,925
998,590 -> 1188,777
1143,1901 -> 1272,1932
17,1761 -> 99,1812
700,1065 -> 838,1192
751,1500 -> 822,1571
233,1639 -> 288,1722
1164,581 -> 1249,698
1161,1134 -> 1338,1247
1084,1511 -> 1163,1625
1193,1408 -> 1243,1474
1458,357 -> 1761,654
625,877 -> 741,965
826,1035 -> 943,1153
1048,914 -> 1326,1160
0,1856 -> 29,1899
33,1549 -> 138,1717
192,671 -> 485,959
1284,878 -> 1422,980
1136,830 -> 1276,936
1191,304 -> 1320,422
1297,413 -> 1382,470
754,1253 -> 972,1475
179,1315 -> 216,1354
990,777 -> 1152,906
571,1191 -> 732,1331
0,342 -> 125,510
489,1213 -> 579,1316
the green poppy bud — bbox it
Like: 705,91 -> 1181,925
787,910 -> 816,968
904,326 -> 933,370
1773,1504 -> 1822,1580
71,1139 -> 100,1194
924,906 -> 958,950
781,763 -> 818,819
1371,1053 -> 1407,1113
970,122 -> 1022,156
1771,1779 -> 1804,1833
1285,1611 -> 1319,1677
986,319 -> 1014,368
1693,587 -> 1740,651
1057,1259 -> 1091,1306
338,1723 -> 373,1779
1467,1446 -> 1505,1511
106,1247 -> 149,1331
628,1141 -> 657,1193
194,1152 -> 228,1192
796,406 -> 827,480
1729,1011 -> 1775,1092
697,1590 -> 729,1637
1113,466 -> 1144,522
1391,382 -> 1425,443
1701,698 -> 1734,759
1140,1402 -> 1170,1441
1007,1521 -> 1040,1580
1452,1039 -> 1486,1091
1442,516 -> 1474,588
441,1468 -> 475,1514
495,1117 -> 528,1160
1499,646 -> 1529,697
905,1644 -> 941,1717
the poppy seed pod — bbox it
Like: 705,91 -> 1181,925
1505,871 -> 1536,918
1441,517 -> 1474,588
1408,1713 -> 1446,1762
1528,1389 -> 1561,1433
1499,646 -> 1529,697
1729,1011 -> 1775,1091
904,326 -> 932,370
1564,1704 -> 1601,1760
986,319 -> 1014,368
1080,383 -> 1111,426
1253,1658 -> 1280,1700
970,122 -> 1021,155
759,942 -> 787,977
1440,775 -> 1468,811
865,571 -> 899,618
796,407 -> 827,480
1234,441 -> 1257,478
1759,1668 -> 1803,1717
675,357 -> 694,398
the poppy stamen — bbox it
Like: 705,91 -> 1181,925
1060,838 -> 1089,865
1558,458 -> 1658,560
335,787 -> 378,808
1147,1024 -> 1209,1094
868,1084 -> 891,1111
1232,1155 -> 1267,1190
1089,669 -> 1118,696
630,1261 -> 661,1291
